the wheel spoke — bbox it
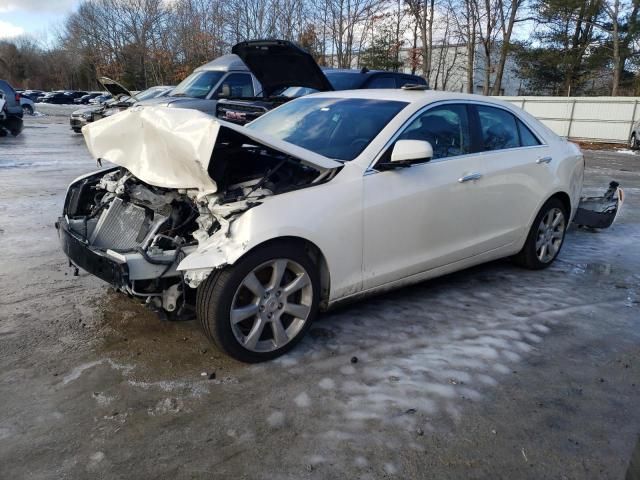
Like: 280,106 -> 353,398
536,235 -> 545,249
242,272 -> 265,298
552,211 -> 563,227
539,243 -> 548,261
283,272 -> 310,296
268,259 -> 288,289
284,302 -> 310,319
243,318 -> 265,350
271,318 -> 288,347
230,303 -> 259,324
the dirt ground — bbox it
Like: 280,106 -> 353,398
0,115 -> 639,479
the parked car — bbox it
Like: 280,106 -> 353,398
0,79 -> 23,136
136,54 -> 259,114
216,40 -> 427,125
40,92 -> 74,104
89,94 -> 112,105
22,90 -> 45,102
69,84 -> 173,133
20,95 -> 35,115
75,92 -> 105,104
57,89 -> 622,362
630,120 -> 640,150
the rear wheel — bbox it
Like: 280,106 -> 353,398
22,104 -> 33,115
513,198 -> 567,269
196,242 -> 319,362
631,133 -> 639,150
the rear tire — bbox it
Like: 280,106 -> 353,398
631,133 -> 639,150
512,197 -> 568,270
196,241 -> 320,362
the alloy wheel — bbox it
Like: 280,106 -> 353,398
230,258 -> 313,352
535,207 -> 565,263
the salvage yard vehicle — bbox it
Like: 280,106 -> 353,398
0,79 -> 24,136
216,40 -> 428,125
70,84 -> 174,133
56,89 -> 623,362
630,120 -> 640,150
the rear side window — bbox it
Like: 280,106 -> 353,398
398,104 -> 471,159
477,105 -> 520,151
517,119 -> 541,146
366,76 -> 396,88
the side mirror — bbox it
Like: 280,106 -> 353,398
391,139 -> 433,164
218,84 -> 231,98
377,140 -> 433,170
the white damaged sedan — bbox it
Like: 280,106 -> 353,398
58,89 -> 588,362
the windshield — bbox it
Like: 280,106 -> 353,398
325,72 -> 365,90
273,86 -> 319,98
135,87 -> 167,101
170,71 -> 223,99
246,97 -> 407,161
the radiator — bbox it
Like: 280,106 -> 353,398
90,198 -> 158,250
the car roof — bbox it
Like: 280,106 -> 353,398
306,89 -> 515,107
195,54 -> 249,72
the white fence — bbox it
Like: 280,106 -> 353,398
497,96 -> 640,144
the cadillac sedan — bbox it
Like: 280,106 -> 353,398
57,90 -> 601,362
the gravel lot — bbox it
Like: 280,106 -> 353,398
0,116 -> 639,479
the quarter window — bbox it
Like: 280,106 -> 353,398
398,104 -> 471,159
477,105 -> 520,151
517,119 -> 541,147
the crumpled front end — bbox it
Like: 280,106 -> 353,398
58,106 -> 340,313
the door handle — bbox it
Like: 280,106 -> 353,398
458,172 -> 482,183
536,156 -> 552,164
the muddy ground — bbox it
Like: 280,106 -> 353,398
0,116 -> 639,479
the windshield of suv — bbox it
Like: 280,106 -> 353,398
170,71 -> 224,99
246,97 -> 407,161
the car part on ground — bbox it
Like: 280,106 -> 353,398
573,181 -> 624,229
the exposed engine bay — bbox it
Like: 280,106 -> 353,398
58,133 -> 338,317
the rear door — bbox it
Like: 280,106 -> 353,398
469,103 -> 555,244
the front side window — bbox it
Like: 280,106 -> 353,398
246,97 -> 408,161
398,104 -> 471,159
170,71 -> 224,99
215,73 -> 254,98
477,105 -> 520,151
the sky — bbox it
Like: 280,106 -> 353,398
0,0 -> 81,44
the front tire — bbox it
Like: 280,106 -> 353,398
631,133 -> 639,150
513,198 -> 567,270
196,241 -> 320,362
22,104 -> 33,115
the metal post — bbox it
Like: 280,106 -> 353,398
567,98 -> 577,139
629,99 -> 639,143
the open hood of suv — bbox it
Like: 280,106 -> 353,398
82,105 -> 341,193
98,77 -> 138,101
232,40 -> 333,97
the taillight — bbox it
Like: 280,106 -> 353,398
15,93 -> 20,102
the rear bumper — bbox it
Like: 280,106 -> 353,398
573,182 -> 624,229
56,216 -> 129,288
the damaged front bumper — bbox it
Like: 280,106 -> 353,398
573,181 -> 624,229
56,215 -> 196,291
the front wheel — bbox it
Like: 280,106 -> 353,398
196,242 -> 319,362
630,133 -> 639,150
513,198 -> 567,269
22,104 -> 33,115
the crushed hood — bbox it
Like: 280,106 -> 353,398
82,105 -> 341,193
232,40 -> 333,96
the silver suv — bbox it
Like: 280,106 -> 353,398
137,55 -> 258,115
630,120 -> 640,150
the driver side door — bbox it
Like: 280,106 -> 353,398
362,103 -> 495,290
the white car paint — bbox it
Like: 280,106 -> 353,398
82,89 -> 584,307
